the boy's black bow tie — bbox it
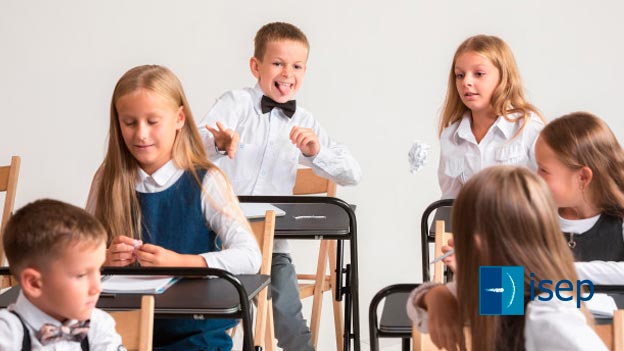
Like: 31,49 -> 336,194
261,96 -> 296,118
36,319 -> 90,345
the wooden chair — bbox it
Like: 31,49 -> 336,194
248,210 -> 277,350
109,295 -> 155,351
0,156 -> 20,288
292,167 -> 343,350
368,199 -> 453,351
595,309 -> 624,351
412,220 -> 453,351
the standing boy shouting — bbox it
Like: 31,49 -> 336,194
199,22 -> 361,351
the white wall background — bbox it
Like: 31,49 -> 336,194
2,0 -> 624,349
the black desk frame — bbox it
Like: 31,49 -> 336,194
239,195 -> 361,351
0,267 -> 265,351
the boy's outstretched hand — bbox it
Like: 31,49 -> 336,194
206,121 -> 239,159
290,126 -> 320,157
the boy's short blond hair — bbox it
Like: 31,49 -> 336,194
3,199 -> 107,278
254,22 -> 309,61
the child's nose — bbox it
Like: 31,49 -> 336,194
91,275 -> 102,295
282,66 -> 293,77
137,122 -> 148,140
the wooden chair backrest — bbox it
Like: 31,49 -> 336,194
109,295 -> 154,351
595,309 -> 624,351
249,210 -> 276,276
413,220 -> 455,350
248,210 -> 276,350
0,156 -> 20,288
433,220 -> 453,284
293,168 -> 336,197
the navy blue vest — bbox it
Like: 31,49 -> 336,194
137,169 -> 236,351
564,214 -> 624,262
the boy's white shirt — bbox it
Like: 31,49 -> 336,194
197,85 -> 362,253
407,281 -> 608,351
0,291 -> 122,351
85,161 -> 262,275
438,111 -> 544,199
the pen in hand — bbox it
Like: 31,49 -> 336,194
430,249 -> 454,264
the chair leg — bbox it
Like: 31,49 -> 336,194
254,288 -> 268,349
309,240 -> 330,347
328,240 -> 344,351
264,300 -> 276,351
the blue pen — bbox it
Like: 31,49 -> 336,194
430,249 -> 455,264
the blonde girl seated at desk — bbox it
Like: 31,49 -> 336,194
86,65 -> 261,351
407,166 -> 606,351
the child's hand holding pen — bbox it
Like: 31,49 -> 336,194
430,238 -> 456,273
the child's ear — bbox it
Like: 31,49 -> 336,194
249,57 -> 261,79
175,106 -> 185,130
20,268 -> 44,298
579,166 -> 593,189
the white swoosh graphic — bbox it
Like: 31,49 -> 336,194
506,272 -> 516,308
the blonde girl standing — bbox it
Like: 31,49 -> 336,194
438,35 -> 545,198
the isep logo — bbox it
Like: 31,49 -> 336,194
479,266 -> 524,315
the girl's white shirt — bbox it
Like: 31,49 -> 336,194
407,281 -> 607,351
86,160 -> 261,275
438,111 -> 544,199
559,214 -> 624,285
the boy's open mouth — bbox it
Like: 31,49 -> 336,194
274,81 -> 293,96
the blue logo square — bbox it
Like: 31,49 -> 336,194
479,266 -> 524,315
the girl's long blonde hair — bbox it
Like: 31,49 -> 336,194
540,111 -> 624,218
95,65 -> 219,242
453,166 -> 589,351
439,35 -> 544,136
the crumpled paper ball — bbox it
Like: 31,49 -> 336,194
408,141 -> 430,174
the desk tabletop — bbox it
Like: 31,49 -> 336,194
0,274 -> 270,318
271,203 -> 350,238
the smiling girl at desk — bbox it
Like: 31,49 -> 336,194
86,65 -> 261,351
536,112 -> 624,283
407,166 -> 606,351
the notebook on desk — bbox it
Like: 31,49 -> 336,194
102,275 -> 179,294
240,203 -> 286,219
586,293 -> 618,317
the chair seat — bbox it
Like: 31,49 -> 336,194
379,292 -> 412,335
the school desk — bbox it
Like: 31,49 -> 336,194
0,267 -> 270,351
238,195 -> 360,351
